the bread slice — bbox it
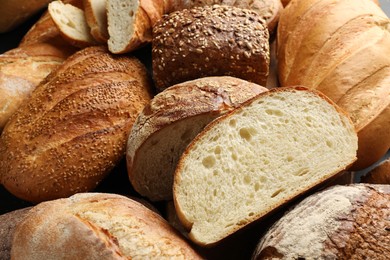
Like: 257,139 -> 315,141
48,0 -> 97,48
173,87 -> 358,246
83,0 -> 109,42
126,76 -> 268,201
252,184 -> 390,259
11,193 -> 202,259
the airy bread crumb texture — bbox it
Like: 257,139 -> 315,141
174,87 -> 358,245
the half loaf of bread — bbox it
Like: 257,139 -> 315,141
11,193 -> 202,260
173,86 -> 358,246
127,76 -> 268,201
0,46 -> 152,203
252,184 -> 390,259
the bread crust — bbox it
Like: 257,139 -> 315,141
361,158 -> 390,184
127,76 -> 268,201
152,5 -> 270,91
11,193 -> 202,260
0,46 -> 152,203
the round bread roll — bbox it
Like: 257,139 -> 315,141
11,193 -> 202,260
127,76 -> 268,201
152,5 -> 270,91
252,184 -> 390,259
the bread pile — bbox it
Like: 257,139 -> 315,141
0,0 -> 389,259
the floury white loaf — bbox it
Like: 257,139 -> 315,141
173,87 -> 358,246
252,184 -> 390,259
11,193 -> 202,260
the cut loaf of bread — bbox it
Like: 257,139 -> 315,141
11,193 -> 202,260
173,87 -> 358,246
49,0 -> 98,48
127,76 -> 268,201
252,184 -> 390,259
84,0 -> 109,42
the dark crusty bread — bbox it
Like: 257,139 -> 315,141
127,76 -> 268,201
361,158 -> 390,184
0,207 -> 31,260
252,184 -> 390,259
0,46 -> 152,203
152,5 -> 270,91
11,193 -> 202,260
173,87 -> 358,246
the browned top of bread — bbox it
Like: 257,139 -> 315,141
253,184 -> 390,259
0,46 -> 152,203
152,5 -> 270,91
11,193 -> 202,259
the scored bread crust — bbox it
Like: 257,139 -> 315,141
173,86 -> 358,246
152,5 -> 270,91
0,46 -> 152,203
127,76 -> 268,201
252,184 -> 390,259
11,193 -> 202,260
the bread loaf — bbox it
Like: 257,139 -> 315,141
11,193 -> 202,260
0,0 -> 53,33
107,0 -> 281,54
277,0 -> 390,170
0,46 -> 152,203
84,0 -> 109,42
252,184 -> 390,259
152,5 -> 270,91
0,207 -> 31,260
361,158 -> 390,184
127,76 -> 268,201
173,86 -> 358,246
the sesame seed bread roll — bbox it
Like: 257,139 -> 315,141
173,87 -> 358,246
11,193 -> 203,260
252,184 -> 390,259
152,5 -> 270,91
127,76 -> 268,201
0,46 -> 152,203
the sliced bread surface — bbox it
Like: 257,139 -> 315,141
173,87 -> 358,246
84,0 -> 109,42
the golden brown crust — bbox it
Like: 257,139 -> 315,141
361,158 -> 390,184
152,5 -> 270,91
11,193 -> 202,259
0,46 -> 152,203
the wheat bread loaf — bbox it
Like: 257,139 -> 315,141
173,86 -> 358,246
107,0 -> 281,54
252,184 -> 390,259
361,158 -> 390,184
11,193 -> 202,260
84,0 -> 109,42
0,46 -> 152,203
152,5 -> 270,91
48,0 -> 98,48
127,76 -> 268,201
277,0 -> 390,170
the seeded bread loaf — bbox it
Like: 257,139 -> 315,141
173,87 -> 358,246
252,184 -> 390,259
127,76 -> 268,201
361,158 -> 390,184
0,46 -> 152,203
11,193 -> 202,260
107,0 -> 281,54
152,5 -> 270,91
277,0 -> 390,170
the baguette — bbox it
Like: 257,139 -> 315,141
173,86 -> 358,246
127,76 -> 268,201
252,184 -> 390,259
84,0 -> 109,42
277,0 -> 390,170
107,0 -> 282,54
11,193 -> 202,260
0,46 -> 152,203
152,5 -> 270,91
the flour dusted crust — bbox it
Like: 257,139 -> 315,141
11,193 -> 202,260
253,184 -> 390,259
152,5 -> 270,91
